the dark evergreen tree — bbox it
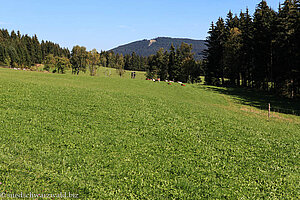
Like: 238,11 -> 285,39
239,8 -> 254,87
253,0 -> 277,90
275,0 -> 300,97
204,18 -> 226,85
156,48 -> 168,80
203,0 -> 300,97
168,43 -> 176,81
224,11 -> 242,86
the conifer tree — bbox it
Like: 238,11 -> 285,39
239,8 -> 254,87
155,48 -> 168,80
204,18 -> 226,85
253,0 -> 276,90
168,43 -> 176,81
224,11 -> 242,86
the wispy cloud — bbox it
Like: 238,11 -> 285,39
118,25 -> 136,32
0,21 -> 9,25
118,25 -> 129,29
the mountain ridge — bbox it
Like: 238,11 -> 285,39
110,37 -> 207,60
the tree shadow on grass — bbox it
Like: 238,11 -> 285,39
206,86 -> 300,116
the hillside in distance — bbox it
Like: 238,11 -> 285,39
111,37 -> 207,60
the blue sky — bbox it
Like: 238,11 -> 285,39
0,0 -> 282,51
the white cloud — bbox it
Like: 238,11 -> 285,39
118,25 -> 129,29
118,25 -> 136,32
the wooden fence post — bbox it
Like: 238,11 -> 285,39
268,103 -> 271,120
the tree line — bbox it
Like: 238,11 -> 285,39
68,47 -> 149,76
0,28 -> 203,81
146,43 -> 203,83
69,44 -> 203,81
204,0 -> 300,98
1,0 -> 298,98
0,29 -> 70,68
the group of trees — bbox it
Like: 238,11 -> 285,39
205,0 -> 300,97
101,51 -> 148,71
67,45 -> 203,81
1,0 -> 298,97
146,43 -> 203,83
0,29 -> 70,68
101,44 -> 204,83
43,54 -> 71,74
0,27 -> 203,81
0,28 -> 130,76
68,47 -> 147,76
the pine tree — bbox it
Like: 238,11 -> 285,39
146,54 -> 158,79
116,53 -> 125,77
176,43 -> 195,82
130,52 -> 139,70
156,48 -> 168,81
168,43 -> 176,81
275,0 -> 300,97
204,18 -> 226,85
239,8 -> 254,87
224,11 -> 242,86
253,0 -> 276,90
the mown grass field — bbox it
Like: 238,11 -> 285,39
0,68 -> 299,199
31,65 -> 147,80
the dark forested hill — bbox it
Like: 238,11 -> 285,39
110,37 -> 207,60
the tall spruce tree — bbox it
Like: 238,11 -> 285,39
204,18 -> 226,85
203,0 -> 299,97
239,8 -> 254,87
224,12 -> 242,86
156,48 -> 168,81
253,0 -> 277,90
168,43 -> 176,81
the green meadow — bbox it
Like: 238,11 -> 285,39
0,68 -> 299,199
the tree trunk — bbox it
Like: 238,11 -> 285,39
291,79 -> 294,99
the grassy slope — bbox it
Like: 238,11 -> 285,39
33,65 -> 147,80
0,68 -> 299,199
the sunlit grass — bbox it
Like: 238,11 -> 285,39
0,68 -> 299,199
